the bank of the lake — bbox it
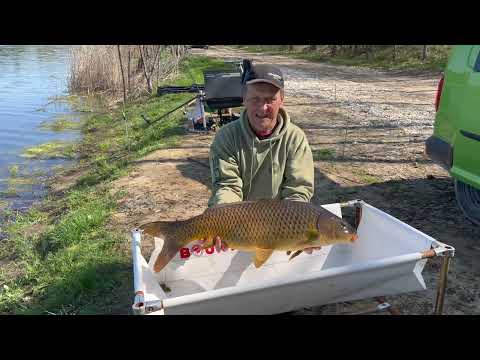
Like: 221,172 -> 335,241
0,46 -> 83,220
0,55 -> 226,314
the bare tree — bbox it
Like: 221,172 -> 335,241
69,45 -> 189,99
117,45 -> 127,105
330,45 -> 337,56
365,45 -> 373,60
138,45 -> 161,94
422,45 -> 428,61
127,47 -> 131,96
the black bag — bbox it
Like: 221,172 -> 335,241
203,70 -> 243,110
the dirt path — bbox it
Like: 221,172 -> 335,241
111,46 -> 479,315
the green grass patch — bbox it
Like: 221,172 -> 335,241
157,55 -> 237,88
312,148 -> 336,161
349,167 -> 381,184
7,177 -> 36,188
48,94 -> 108,113
40,115 -> 83,132
8,165 -> 19,177
0,186 -> 18,197
21,141 -> 77,160
359,173 -> 381,184
0,187 -> 130,314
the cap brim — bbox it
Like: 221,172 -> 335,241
245,79 -> 283,89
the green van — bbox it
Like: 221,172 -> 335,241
426,45 -> 480,225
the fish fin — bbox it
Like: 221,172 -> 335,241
288,250 -> 303,261
139,221 -> 181,273
152,240 -> 182,273
253,248 -> 274,268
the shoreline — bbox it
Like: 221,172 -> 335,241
0,54 -> 223,314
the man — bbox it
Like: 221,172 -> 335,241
206,62 -> 319,253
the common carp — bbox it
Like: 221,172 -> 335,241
139,199 -> 358,273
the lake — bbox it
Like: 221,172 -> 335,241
0,45 -> 78,215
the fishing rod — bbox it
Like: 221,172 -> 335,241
141,94 -> 199,127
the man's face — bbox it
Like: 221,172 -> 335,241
244,83 -> 284,134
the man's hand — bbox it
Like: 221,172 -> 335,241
304,246 -> 322,254
200,237 -> 321,255
199,236 -> 224,252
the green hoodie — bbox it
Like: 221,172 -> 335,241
208,107 -> 314,207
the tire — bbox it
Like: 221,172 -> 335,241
454,179 -> 480,226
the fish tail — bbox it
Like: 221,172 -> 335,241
139,220 -> 184,273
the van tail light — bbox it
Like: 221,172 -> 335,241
435,75 -> 445,112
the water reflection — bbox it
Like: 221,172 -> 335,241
0,45 -> 77,213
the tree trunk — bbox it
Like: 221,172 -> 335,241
392,45 -> 396,62
422,45 -> 428,61
138,45 -> 153,94
330,45 -> 337,56
365,45 -> 373,60
117,45 -> 127,104
127,48 -> 131,96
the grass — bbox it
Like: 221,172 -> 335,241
47,94 -> 108,114
358,174 -> 380,184
0,189 -> 130,314
0,186 -> 18,197
349,167 -> 381,185
312,148 -> 336,161
234,45 -> 452,72
39,115 -> 83,132
21,141 -> 77,160
3,166 -> 47,201
159,55 -> 237,87
0,54 -> 222,315
8,165 -> 19,177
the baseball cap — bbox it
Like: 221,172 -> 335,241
242,63 -> 284,89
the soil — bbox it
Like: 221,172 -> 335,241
109,46 -> 480,315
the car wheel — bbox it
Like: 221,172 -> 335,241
454,179 -> 480,226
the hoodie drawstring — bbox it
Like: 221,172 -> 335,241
248,137 -> 254,198
269,141 -> 274,198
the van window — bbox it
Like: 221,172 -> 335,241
467,46 -> 480,69
475,50 -> 480,72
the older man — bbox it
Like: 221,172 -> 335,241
206,62 -> 318,253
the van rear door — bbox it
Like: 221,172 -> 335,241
450,45 -> 480,189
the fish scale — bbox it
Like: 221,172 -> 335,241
181,200 -> 327,249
